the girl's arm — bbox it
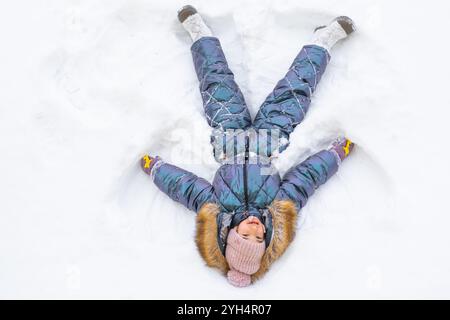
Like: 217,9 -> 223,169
141,155 -> 215,212
277,138 -> 354,210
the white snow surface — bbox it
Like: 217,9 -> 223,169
1,0 -> 450,299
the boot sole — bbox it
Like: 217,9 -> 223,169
177,5 -> 197,23
314,16 -> 356,35
334,16 -> 356,35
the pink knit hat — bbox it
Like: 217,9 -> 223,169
225,228 -> 266,287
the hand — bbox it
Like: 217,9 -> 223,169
141,155 -> 160,175
329,137 -> 354,160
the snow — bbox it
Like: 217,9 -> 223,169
1,0 -> 450,299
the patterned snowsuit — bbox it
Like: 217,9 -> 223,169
148,37 -> 346,281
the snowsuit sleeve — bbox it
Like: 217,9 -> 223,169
152,161 -> 216,212
277,150 -> 339,211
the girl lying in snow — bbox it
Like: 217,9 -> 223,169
141,5 -> 355,287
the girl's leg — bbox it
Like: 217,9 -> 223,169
253,16 -> 355,153
179,6 -> 252,131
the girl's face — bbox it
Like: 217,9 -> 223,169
236,216 -> 266,243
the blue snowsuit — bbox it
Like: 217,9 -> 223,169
149,37 -> 343,276
153,37 -> 338,253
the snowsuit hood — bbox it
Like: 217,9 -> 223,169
195,200 -> 297,282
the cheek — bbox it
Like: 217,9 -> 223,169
258,228 -> 265,237
257,224 -> 266,235
238,224 -> 250,234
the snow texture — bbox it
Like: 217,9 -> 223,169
1,0 -> 450,299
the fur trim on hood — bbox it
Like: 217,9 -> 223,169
195,200 -> 298,283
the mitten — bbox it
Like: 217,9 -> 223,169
141,155 -> 161,175
328,137 -> 354,161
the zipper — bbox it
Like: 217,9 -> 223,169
243,134 -> 249,213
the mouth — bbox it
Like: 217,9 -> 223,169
247,219 -> 260,225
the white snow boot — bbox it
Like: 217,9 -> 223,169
310,16 -> 356,52
178,5 -> 213,43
